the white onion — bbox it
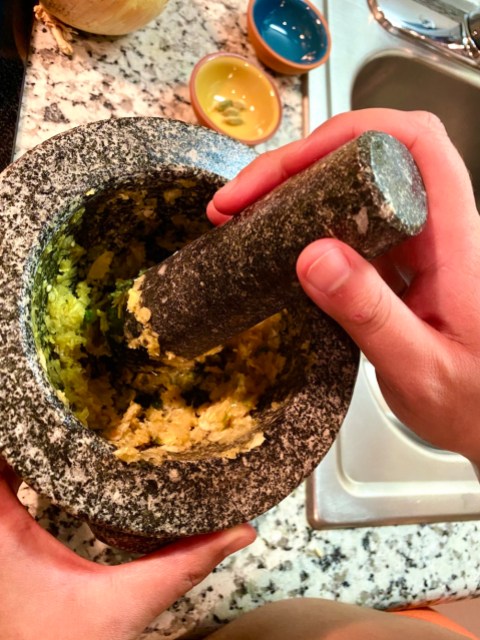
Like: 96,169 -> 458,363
39,0 -> 170,36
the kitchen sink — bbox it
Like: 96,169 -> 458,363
306,0 -> 480,528
352,52 -> 480,209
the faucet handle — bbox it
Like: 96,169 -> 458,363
467,8 -> 480,53
369,0 -> 480,67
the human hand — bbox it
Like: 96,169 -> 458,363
0,457 -> 255,640
207,108 -> 480,467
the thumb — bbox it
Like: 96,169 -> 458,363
296,239 -> 440,386
98,524 -> 256,635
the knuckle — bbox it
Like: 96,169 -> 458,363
395,350 -> 455,420
348,285 -> 392,335
257,149 -> 275,168
239,151 -> 270,178
412,110 -> 447,136
180,571 -> 204,593
178,557 -> 221,593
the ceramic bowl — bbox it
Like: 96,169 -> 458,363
247,0 -> 331,75
0,117 -> 358,553
189,52 -> 282,145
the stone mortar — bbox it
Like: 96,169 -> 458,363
0,117 -> 359,553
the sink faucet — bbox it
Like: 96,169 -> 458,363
368,0 -> 480,68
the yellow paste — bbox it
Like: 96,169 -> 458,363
42,240 -> 287,465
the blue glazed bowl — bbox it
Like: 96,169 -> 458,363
247,0 -> 331,75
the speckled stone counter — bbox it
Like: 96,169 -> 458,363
12,1 -> 480,638
15,0 -> 302,158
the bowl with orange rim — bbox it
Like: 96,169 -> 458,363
247,0 -> 331,75
189,52 -> 282,146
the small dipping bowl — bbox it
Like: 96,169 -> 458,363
247,0 -> 331,75
189,52 -> 282,146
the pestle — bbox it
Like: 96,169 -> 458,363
122,131 -> 427,360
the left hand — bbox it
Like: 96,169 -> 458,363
0,457 -> 255,640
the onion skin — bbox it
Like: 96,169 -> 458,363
40,0 -> 170,35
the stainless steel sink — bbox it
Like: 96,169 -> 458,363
306,0 -> 480,529
352,52 -> 480,208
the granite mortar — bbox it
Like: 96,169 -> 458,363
0,117 -> 359,552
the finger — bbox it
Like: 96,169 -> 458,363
206,199 -> 234,226
296,238 -> 446,389
209,107 -> 394,218
102,524 -> 256,631
281,108 -> 476,248
208,109 -> 476,246
207,139 -> 302,223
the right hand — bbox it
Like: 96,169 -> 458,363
208,109 -> 480,467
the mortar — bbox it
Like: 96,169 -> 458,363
0,117 -> 359,552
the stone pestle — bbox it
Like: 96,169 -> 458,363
123,131 -> 427,360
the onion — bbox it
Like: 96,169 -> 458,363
38,0 -> 170,36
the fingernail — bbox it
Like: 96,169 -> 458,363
305,247 -> 351,294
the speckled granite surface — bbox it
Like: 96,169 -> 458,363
10,0 -> 480,638
14,0 -> 303,159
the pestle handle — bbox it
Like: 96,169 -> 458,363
124,131 -> 427,360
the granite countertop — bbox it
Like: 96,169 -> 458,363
14,1 -> 480,638
15,0 -> 303,158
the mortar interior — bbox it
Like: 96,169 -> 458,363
30,165 -> 309,465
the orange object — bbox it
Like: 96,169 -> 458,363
247,0 -> 331,75
189,52 -> 282,146
393,607 -> 478,639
